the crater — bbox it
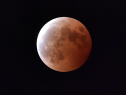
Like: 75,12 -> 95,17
68,30 -> 79,43
57,50 -> 64,61
50,49 -> 64,64
60,26 -> 71,36
78,26 -> 85,33
80,35 -> 87,42
76,43 -> 83,49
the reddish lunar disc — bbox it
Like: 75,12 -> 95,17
37,17 -> 92,72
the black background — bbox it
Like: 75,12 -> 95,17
1,0 -> 126,95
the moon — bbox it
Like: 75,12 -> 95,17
37,17 -> 92,72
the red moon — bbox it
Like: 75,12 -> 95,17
37,17 -> 92,72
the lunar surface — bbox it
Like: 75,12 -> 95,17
37,17 -> 92,72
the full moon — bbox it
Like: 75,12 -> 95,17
37,17 -> 92,72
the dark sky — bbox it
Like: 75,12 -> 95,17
1,0 -> 126,95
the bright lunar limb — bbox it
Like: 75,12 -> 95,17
37,17 -> 92,72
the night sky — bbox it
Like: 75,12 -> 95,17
1,0 -> 126,95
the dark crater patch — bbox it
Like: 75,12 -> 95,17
50,58 -> 55,63
59,26 -> 88,49
78,26 -> 85,33
68,30 -> 88,49
50,49 -> 64,64
60,26 -> 71,36
57,50 -> 64,61
55,39 -> 64,47
76,44 -> 83,48
80,35 -> 87,42
68,30 -> 79,42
